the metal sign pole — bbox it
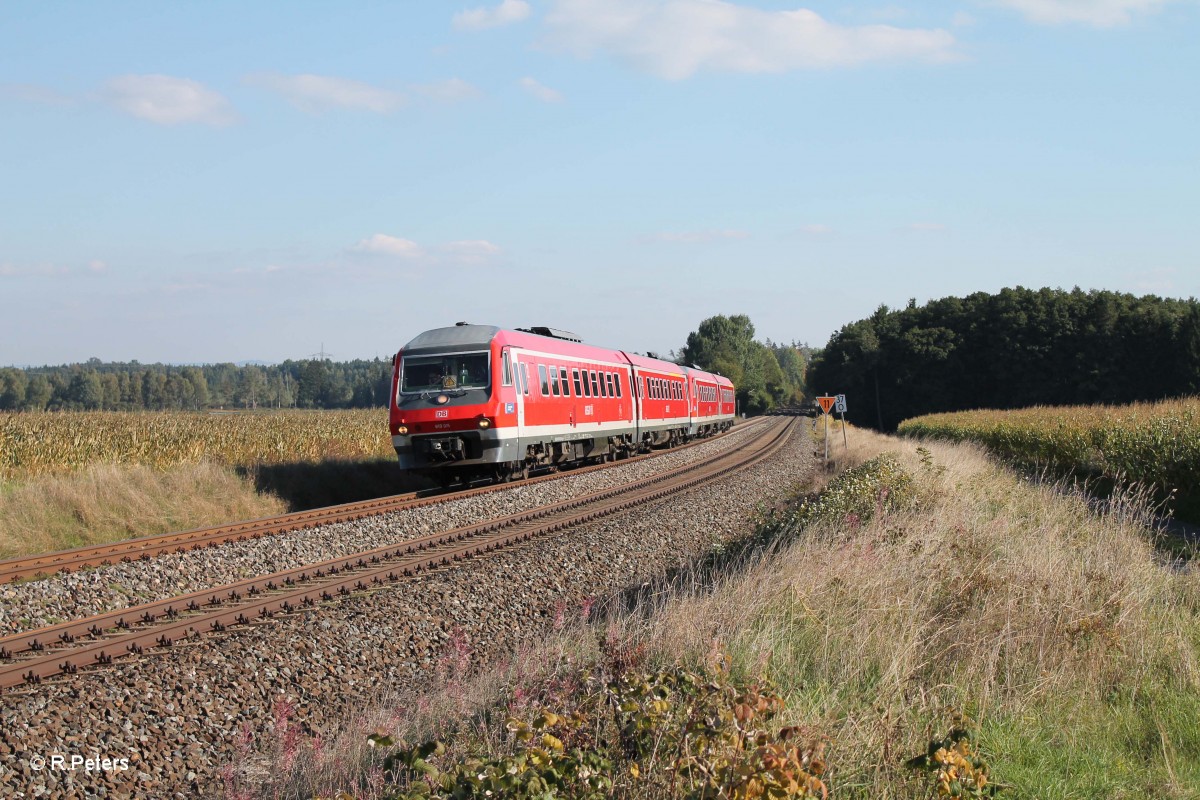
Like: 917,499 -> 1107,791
823,408 -> 829,462
840,411 -> 848,449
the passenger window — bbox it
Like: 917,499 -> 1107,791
559,369 -> 570,396
598,372 -> 607,398
603,373 -> 612,397
590,371 -> 599,397
582,371 -> 591,397
572,369 -> 582,397
615,373 -> 623,398
638,376 -> 644,399
538,364 -> 550,396
550,366 -> 560,396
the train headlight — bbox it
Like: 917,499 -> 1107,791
396,425 -> 409,435
478,418 -> 491,429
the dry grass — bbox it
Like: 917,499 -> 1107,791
0,462 -> 286,559
240,426 -> 1200,799
616,429 -> 1200,796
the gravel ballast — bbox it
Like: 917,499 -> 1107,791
0,423 -> 766,637
1,422 -> 813,799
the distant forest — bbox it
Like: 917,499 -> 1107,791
808,287 -> 1200,430
0,358 -> 392,412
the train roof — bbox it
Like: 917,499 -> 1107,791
402,324 -> 500,354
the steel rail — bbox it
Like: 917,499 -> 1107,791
0,419 -> 792,691
0,421 -> 761,584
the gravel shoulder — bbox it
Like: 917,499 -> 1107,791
1,421 -> 812,800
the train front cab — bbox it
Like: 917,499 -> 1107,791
390,324 -> 524,482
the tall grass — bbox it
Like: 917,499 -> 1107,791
0,463 -> 286,559
628,430 -> 1200,796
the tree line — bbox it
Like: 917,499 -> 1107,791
807,287 -> 1200,430
0,358 -> 393,412
676,314 -> 809,414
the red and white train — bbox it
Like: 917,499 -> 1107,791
388,323 -> 736,483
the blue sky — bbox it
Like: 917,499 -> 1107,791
2,0 -> 1197,365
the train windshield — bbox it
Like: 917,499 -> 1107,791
401,352 -> 490,393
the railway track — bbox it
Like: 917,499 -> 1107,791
0,421 -> 762,584
0,418 -> 793,691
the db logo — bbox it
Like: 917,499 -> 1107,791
435,410 -> 449,419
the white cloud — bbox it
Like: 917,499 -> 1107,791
542,0 -> 958,80
103,75 -> 237,126
952,11 -> 977,27
453,0 -> 533,30
799,223 -> 834,235
443,240 -> 503,263
989,0 -> 1174,26
908,222 -> 946,231
353,234 -> 424,257
643,229 -> 750,243
412,78 -> 482,103
245,73 -> 405,113
520,76 -> 565,102
87,260 -> 108,273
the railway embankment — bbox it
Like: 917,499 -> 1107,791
268,428 -> 1200,799
1,421 -> 813,799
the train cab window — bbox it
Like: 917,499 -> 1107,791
559,369 -> 570,397
501,351 -> 512,386
549,366 -> 560,396
572,369 -> 582,397
538,364 -> 550,396
520,363 -> 529,395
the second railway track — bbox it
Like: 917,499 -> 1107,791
0,418 -> 794,692
0,420 -> 764,585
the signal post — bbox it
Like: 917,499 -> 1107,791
816,395 -> 836,462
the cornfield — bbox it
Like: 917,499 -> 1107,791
898,397 -> 1200,522
0,410 -> 393,481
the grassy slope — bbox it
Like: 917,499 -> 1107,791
0,458 -> 426,560
261,426 -> 1200,799
0,463 -> 286,559
644,430 -> 1200,797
